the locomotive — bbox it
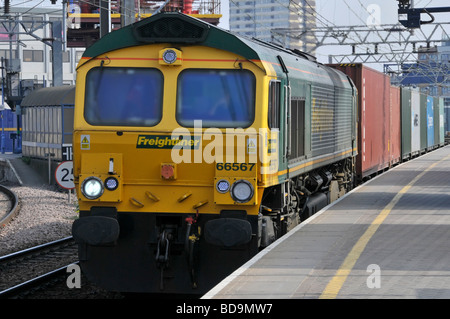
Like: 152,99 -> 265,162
72,12 -> 358,294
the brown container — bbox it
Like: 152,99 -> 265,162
327,64 -> 394,179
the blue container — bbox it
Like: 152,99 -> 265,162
426,96 -> 434,148
445,98 -> 450,135
0,109 -> 19,153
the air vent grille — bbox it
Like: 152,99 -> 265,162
133,15 -> 209,44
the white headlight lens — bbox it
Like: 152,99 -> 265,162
162,49 -> 177,64
230,180 -> 254,203
81,177 -> 104,199
105,177 -> 119,191
216,179 -> 230,193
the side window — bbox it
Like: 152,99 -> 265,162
290,98 -> 305,159
268,81 -> 280,129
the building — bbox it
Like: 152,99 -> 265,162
67,0 -> 222,47
229,0 -> 316,53
0,6 -> 84,113
0,7 -> 84,88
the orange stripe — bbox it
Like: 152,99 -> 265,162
81,57 -> 159,61
81,56 -> 325,79
81,56 -> 247,63
183,58 -> 247,62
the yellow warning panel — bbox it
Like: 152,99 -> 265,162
81,135 -> 90,150
247,138 -> 257,154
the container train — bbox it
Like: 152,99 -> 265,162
71,12 -> 445,295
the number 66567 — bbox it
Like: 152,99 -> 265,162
216,163 -> 255,171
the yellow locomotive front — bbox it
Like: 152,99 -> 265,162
71,14 -> 279,294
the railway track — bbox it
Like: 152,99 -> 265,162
0,183 -> 81,298
0,236 -> 78,298
0,184 -> 121,299
0,184 -> 19,228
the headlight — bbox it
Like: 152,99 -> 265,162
230,180 -> 254,203
81,176 -> 104,200
104,177 -> 119,191
216,179 -> 230,193
162,49 -> 177,64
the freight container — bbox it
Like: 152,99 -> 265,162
439,97 -> 445,145
411,90 -> 421,155
435,97 -> 445,146
445,100 -> 450,136
389,86 -> 401,165
401,87 -> 412,159
433,97 -> 439,147
426,95 -> 434,149
327,63 -> 391,179
420,93 -> 427,152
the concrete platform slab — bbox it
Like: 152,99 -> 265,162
204,146 -> 450,299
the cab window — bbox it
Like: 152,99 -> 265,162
84,67 -> 163,126
176,69 -> 255,127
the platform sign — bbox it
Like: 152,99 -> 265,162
55,161 -> 75,189
62,144 -> 73,161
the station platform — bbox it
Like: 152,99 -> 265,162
0,153 -> 44,186
203,145 -> 450,299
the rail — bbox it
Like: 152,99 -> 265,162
0,185 -> 19,229
0,236 -> 77,299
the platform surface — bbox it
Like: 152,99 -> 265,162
0,153 -> 44,186
204,146 -> 450,299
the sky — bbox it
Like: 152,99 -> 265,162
218,0 -> 450,69
219,0 -> 450,29
5,0 -> 450,27
3,0 -> 450,69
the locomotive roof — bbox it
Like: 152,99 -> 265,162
78,12 -> 354,90
79,12 -> 319,76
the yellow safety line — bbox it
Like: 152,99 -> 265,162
319,153 -> 450,299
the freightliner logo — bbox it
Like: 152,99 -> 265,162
136,135 -> 201,149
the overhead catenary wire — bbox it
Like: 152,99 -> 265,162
272,0 -> 389,58
1,0 -> 140,20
